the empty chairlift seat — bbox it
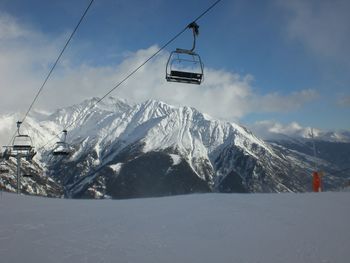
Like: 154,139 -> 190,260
12,121 -> 34,153
166,50 -> 204,85
52,130 -> 71,156
165,22 -> 204,85
12,135 -> 33,151
52,142 -> 71,156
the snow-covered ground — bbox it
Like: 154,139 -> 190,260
0,192 -> 349,263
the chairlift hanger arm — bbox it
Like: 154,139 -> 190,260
16,121 -> 23,135
187,22 -> 199,52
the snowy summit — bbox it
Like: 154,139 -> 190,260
0,97 -> 349,198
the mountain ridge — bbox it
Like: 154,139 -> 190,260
0,97 -> 349,198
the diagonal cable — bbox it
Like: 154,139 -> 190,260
6,0 -> 95,147
37,0 -> 223,151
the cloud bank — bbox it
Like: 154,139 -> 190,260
250,119 -> 350,143
277,0 -> 350,63
0,12 -> 317,123
250,120 -> 316,139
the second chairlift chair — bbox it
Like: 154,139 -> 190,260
52,130 -> 71,156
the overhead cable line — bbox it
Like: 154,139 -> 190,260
37,0 -> 223,152
6,0 -> 95,147
92,0 -> 223,106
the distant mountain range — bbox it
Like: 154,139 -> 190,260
1,97 -> 349,198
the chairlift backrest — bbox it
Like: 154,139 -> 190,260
13,135 -> 33,151
52,150 -> 70,156
52,130 -> 71,156
12,121 -> 34,152
166,51 -> 204,85
53,142 -> 71,156
175,48 -> 196,55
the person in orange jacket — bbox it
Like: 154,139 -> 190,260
312,171 -> 322,192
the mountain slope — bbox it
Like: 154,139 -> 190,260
1,97 -> 348,198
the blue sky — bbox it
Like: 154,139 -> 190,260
0,0 -> 349,136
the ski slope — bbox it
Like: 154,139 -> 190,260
0,192 -> 349,263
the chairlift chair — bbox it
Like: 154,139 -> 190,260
166,50 -> 204,84
12,121 -> 33,152
13,135 -> 33,151
166,22 -> 204,85
52,130 -> 71,156
52,142 -> 71,156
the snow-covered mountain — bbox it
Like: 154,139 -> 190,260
0,97 -> 349,198
250,121 -> 350,143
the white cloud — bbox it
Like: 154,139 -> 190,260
250,120 -> 316,139
43,49 -> 316,121
250,120 -> 350,142
252,89 -> 318,113
0,12 -> 318,123
276,0 -> 350,62
0,13 -> 67,115
0,13 -> 31,40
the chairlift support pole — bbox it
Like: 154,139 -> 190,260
311,128 -> 317,171
16,154 -> 21,194
310,128 -> 323,192
16,121 -> 23,194
16,121 -> 22,135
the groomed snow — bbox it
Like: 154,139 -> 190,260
0,192 -> 349,263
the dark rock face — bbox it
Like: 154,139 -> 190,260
268,141 -> 350,191
106,151 -> 210,199
46,137 -> 350,199
271,140 -> 350,172
49,140 -> 212,199
218,170 -> 247,193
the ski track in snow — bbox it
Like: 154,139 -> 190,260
0,192 -> 349,263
